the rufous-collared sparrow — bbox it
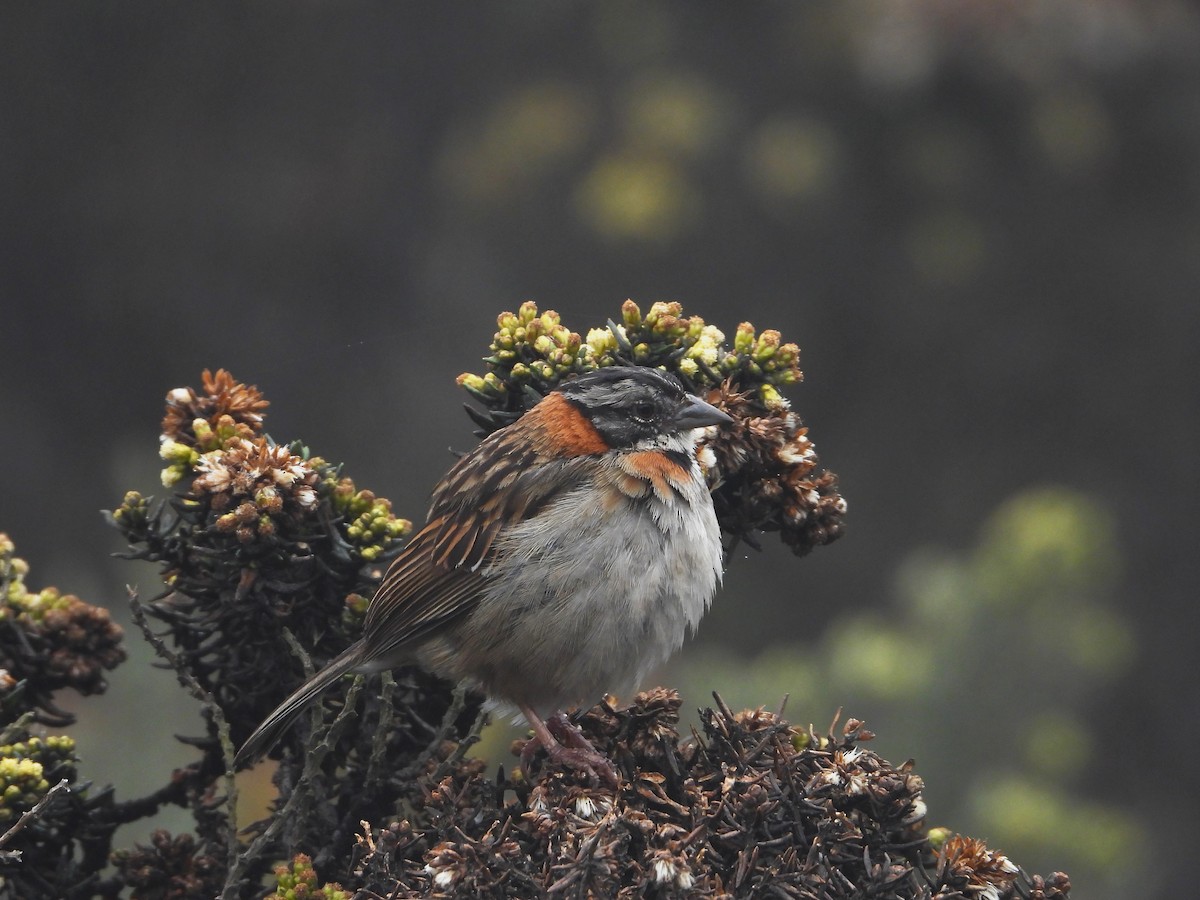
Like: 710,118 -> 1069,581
234,365 -> 732,784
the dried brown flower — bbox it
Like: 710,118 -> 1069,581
111,829 -> 224,900
192,436 -> 320,538
1025,871 -> 1072,899
702,381 -> 847,555
340,694 -> 1067,899
1,534 -> 126,724
933,834 -> 1021,899
161,368 -> 269,448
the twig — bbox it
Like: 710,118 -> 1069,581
226,634 -> 364,890
365,670 -> 396,791
229,678 -> 363,884
436,692 -> 488,778
280,627 -> 315,678
394,683 -> 481,792
0,778 -> 70,859
127,589 -> 241,898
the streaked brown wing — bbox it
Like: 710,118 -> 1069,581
360,425 -> 596,661
422,424 -> 535,566
426,417 -> 589,570
360,523 -> 486,660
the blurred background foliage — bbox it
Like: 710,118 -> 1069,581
1,1 -> 1196,897
677,487 -> 1140,890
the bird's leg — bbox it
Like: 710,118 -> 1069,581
518,704 -> 619,788
545,711 -> 596,750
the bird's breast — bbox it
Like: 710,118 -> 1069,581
430,472 -> 722,713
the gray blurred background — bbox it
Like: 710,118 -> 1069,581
1,2 -> 1196,897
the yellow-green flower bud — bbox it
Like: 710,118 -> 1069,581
686,338 -> 719,365
159,439 -> 195,464
760,383 -> 785,408
646,301 -> 682,326
622,298 -> 642,327
457,373 -> 488,393
754,329 -> 781,361
160,464 -> 186,487
927,827 -> 952,849
734,322 -> 756,354
586,328 -> 617,354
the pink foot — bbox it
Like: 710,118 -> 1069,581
518,706 -> 619,788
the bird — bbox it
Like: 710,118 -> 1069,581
234,365 -> 732,785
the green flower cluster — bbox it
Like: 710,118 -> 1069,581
0,734 -> 77,780
159,438 -> 202,488
107,490 -> 150,541
0,734 -> 78,824
4,580 -> 82,623
268,853 -> 350,900
457,299 -> 805,423
327,479 -> 412,563
611,299 -> 802,406
0,755 -> 50,823
457,302 -> 595,409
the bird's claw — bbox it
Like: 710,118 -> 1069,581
520,711 -> 619,788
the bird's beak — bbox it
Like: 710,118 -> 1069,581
675,394 -> 733,430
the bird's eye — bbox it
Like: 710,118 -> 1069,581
632,401 -> 655,423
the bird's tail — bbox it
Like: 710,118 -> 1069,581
233,642 -> 364,769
